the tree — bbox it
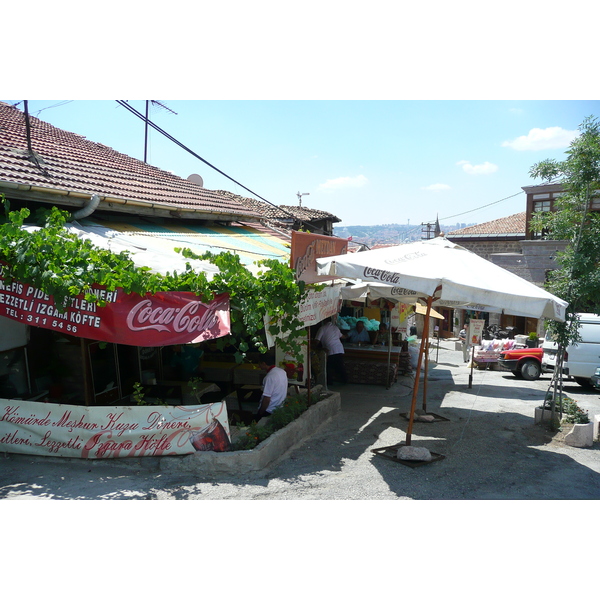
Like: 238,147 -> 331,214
529,116 -> 600,421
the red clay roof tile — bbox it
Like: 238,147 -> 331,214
0,102 -> 263,219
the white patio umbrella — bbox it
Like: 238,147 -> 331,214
317,236 -> 568,447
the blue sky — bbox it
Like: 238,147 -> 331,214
3,4 -> 598,231
4,99 -> 598,229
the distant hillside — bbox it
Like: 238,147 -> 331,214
333,222 -> 475,247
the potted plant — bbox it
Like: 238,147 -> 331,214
526,332 -> 539,348
560,396 -> 593,447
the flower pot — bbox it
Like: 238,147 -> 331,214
534,407 -> 560,427
563,422 -> 594,447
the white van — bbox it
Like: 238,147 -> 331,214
556,313 -> 600,387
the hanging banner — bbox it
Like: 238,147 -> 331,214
298,284 -> 343,326
0,398 -> 231,458
290,231 -> 348,284
0,274 -> 230,346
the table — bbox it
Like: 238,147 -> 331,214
344,344 -> 410,387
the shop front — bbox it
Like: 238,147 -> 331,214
0,277 -> 233,459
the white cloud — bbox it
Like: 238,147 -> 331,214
422,183 -> 451,191
318,174 -> 368,191
502,126 -> 579,151
456,160 -> 498,175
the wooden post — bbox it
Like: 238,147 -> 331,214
306,327 -> 312,406
422,333 -> 429,413
405,294 -> 434,446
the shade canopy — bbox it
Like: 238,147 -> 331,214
317,237 -> 567,322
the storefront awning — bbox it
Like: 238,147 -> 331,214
74,218 -> 291,274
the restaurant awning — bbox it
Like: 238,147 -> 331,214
73,217 -> 291,275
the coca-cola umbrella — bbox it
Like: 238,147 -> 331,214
317,236 -> 568,447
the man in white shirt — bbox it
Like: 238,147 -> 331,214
255,355 -> 288,419
315,318 -> 348,385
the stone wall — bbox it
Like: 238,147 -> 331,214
489,240 -> 568,286
456,240 -> 522,260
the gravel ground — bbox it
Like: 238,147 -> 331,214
2,338 -> 600,501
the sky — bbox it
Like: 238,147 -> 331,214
4,3 -> 599,235
3,99 -> 599,230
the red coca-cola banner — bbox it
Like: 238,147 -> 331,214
0,276 -> 230,346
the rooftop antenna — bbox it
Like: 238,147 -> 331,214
297,191 -> 310,206
144,100 -> 177,163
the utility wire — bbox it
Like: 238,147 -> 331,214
436,190 -> 525,222
115,100 -> 331,236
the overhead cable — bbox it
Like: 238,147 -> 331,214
115,100 -> 327,234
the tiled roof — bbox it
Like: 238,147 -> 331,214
0,102 -> 262,220
447,212 -> 526,237
213,190 -> 341,223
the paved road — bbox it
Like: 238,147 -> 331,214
1,339 -> 599,500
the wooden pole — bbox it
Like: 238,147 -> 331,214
306,327 -> 312,406
422,332 -> 429,413
405,294 -> 434,446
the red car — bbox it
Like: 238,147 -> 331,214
498,347 -> 544,380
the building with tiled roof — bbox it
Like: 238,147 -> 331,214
448,212 -> 526,239
214,189 -> 341,235
0,101 -> 263,223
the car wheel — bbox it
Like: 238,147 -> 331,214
520,359 -> 541,381
574,377 -> 593,389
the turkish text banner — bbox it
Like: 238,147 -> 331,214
0,398 -> 231,458
0,274 -> 230,346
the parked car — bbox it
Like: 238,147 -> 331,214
498,347 -> 544,380
591,366 -> 600,390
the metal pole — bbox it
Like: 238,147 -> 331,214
144,100 -> 149,163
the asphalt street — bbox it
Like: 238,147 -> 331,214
1,338 -> 600,501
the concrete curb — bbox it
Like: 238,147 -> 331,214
159,392 -> 341,475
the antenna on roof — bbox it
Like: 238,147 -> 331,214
297,191 -> 310,207
144,100 -> 177,163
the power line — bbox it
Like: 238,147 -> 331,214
436,190 -> 525,222
115,100 -> 335,237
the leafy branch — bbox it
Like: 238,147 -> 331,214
0,197 -> 308,363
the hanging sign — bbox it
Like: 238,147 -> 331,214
298,284 -> 343,326
0,275 -> 230,346
0,398 -> 230,458
290,231 -> 348,283
468,319 -> 485,346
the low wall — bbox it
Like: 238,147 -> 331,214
159,392 -> 341,475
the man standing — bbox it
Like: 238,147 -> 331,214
315,317 -> 348,385
459,323 -> 470,363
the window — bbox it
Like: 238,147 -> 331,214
533,200 -> 552,212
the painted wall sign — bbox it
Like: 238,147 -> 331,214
0,398 -> 231,458
0,274 -> 230,346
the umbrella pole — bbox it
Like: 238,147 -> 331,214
386,325 -> 392,389
306,328 -> 312,406
406,295 -> 434,446
422,333 -> 429,413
